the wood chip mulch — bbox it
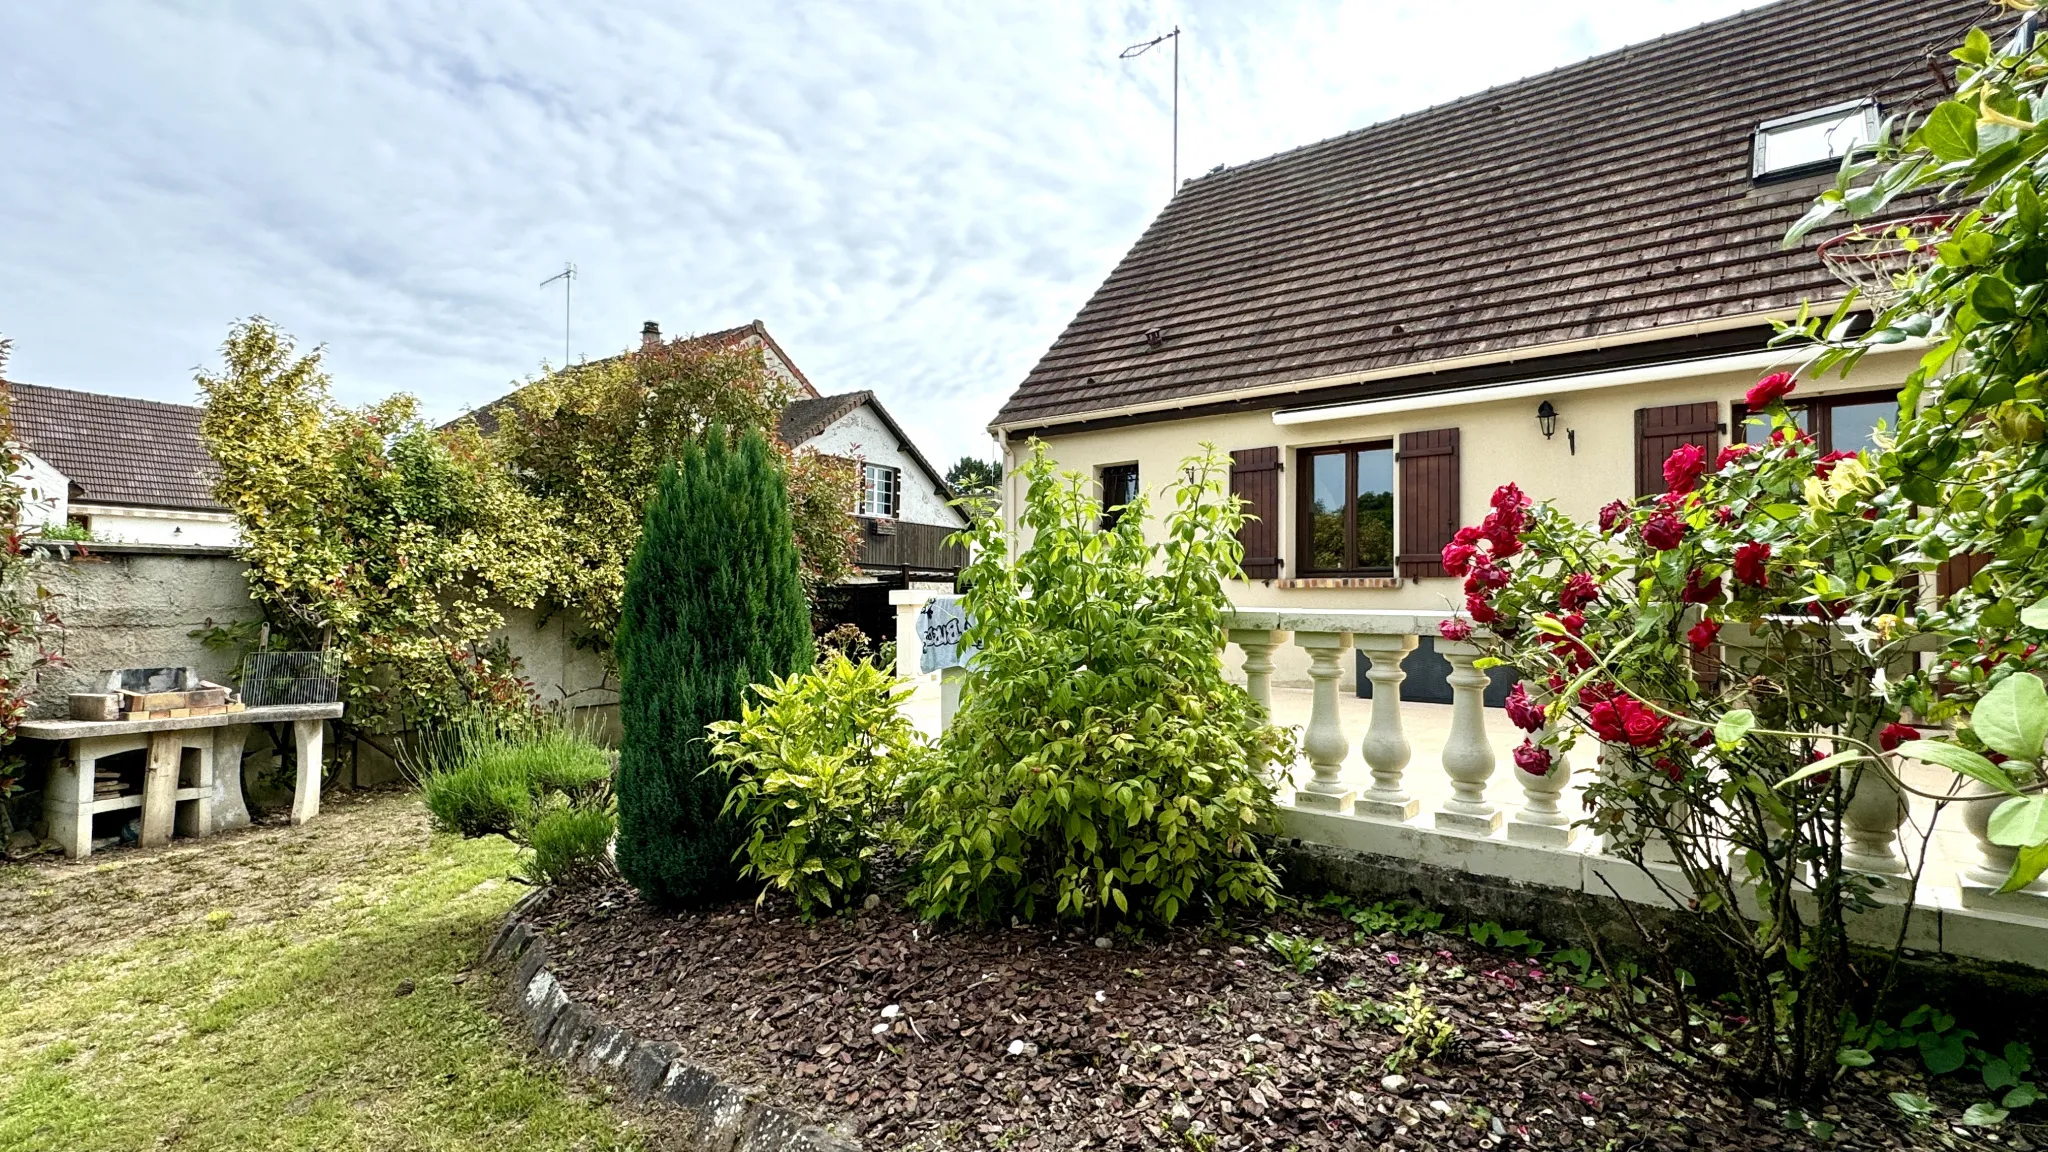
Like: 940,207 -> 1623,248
529,886 -> 2019,1151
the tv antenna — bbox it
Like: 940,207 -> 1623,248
540,262 -> 576,365
1120,25 -> 1181,194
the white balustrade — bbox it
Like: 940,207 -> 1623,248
1507,706 -> 1575,847
1434,639 -> 1503,835
1225,625 -> 1286,717
1841,754 -> 1909,877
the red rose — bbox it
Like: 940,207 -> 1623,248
1733,541 -> 1771,587
1441,542 -> 1478,576
1681,568 -> 1723,604
1663,443 -> 1706,495
1770,425 -> 1814,447
1807,600 -> 1850,620
1686,618 -> 1721,651
1655,756 -> 1684,783
1640,511 -> 1686,551
1547,672 -> 1568,694
1587,699 -> 1628,743
1878,722 -> 1919,752
1559,572 -> 1600,611
1464,562 -> 1511,593
1815,450 -> 1856,479
1491,483 -> 1531,515
1746,371 -> 1797,409
1505,682 -> 1546,732
1598,500 -> 1630,534
1513,739 -> 1554,777
1579,680 -> 1619,707
1713,505 -> 1736,525
1452,525 -> 1482,547
1465,593 -> 1498,624
1622,704 -> 1671,748
1715,443 -> 1756,470
1438,618 -> 1473,642
1480,509 -> 1523,558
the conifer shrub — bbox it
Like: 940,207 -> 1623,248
614,428 -> 813,907
902,443 -> 1291,927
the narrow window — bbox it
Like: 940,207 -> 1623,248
860,463 -> 900,518
1753,99 -> 1878,180
1099,463 -> 1140,529
1297,441 -> 1395,575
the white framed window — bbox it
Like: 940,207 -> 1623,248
1753,99 -> 1878,179
860,463 -> 900,518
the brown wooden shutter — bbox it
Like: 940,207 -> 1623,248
1396,428 -> 1460,579
1635,403 -> 1721,497
1936,552 -> 1992,598
1229,447 -> 1282,580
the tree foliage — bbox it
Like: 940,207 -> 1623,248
0,335 -> 66,824
901,443 -> 1290,927
197,319 -> 555,736
479,337 -> 860,651
614,429 -> 813,907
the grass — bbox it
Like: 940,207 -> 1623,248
0,791 -> 647,1152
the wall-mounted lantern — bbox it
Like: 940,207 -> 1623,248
1536,400 -> 1559,439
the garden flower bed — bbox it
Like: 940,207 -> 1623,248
523,885 -> 2000,1151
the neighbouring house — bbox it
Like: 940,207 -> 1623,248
467,319 -> 971,644
992,0 -> 1973,692
2,381 -> 238,547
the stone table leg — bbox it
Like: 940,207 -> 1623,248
139,731 -> 182,848
291,718 -> 325,826
212,724 -> 253,832
46,738 -> 94,860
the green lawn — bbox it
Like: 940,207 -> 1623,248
0,791 -> 647,1152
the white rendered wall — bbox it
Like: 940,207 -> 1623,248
806,404 -> 966,528
11,450 -> 69,529
74,506 -> 241,548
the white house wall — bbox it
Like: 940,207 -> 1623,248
1013,346 -> 1920,688
807,404 -> 966,528
74,505 -> 242,548
12,450 -> 69,529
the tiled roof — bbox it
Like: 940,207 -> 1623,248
779,391 -> 872,444
995,0 -> 1982,431
459,320 -> 816,435
3,381 -> 223,511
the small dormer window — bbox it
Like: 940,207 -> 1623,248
1753,99 -> 1878,179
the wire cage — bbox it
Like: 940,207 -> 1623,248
240,651 -> 341,707
1816,214 -> 1951,305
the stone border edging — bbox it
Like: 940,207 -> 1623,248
486,891 -> 861,1152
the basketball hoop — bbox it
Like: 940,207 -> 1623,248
1816,214 -> 1951,305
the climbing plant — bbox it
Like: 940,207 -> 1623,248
0,335 -> 68,842
197,318 -> 555,741
480,336 -> 860,654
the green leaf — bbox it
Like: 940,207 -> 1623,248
1837,1047 -> 1876,1067
1986,1058 -> 2020,1091
1956,25 -> 1993,66
2003,1084 -> 2040,1109
1891,1091 -> 1938,1117
1912,101 -> 1980,162
1974,673 -> 2048,762
1894,740 -> 2024,797
1973,276 -> 2020,322
1715,709 -> 1756,751
1963,1103 -> 2011,1127
1999,843 -> 2048,895
1923,1030 -> 1970,1075
1990,795 -> 2048,848
2024,596 -> 2048,630
1776,749 -> 1867,790
1760,503 -> 1802,521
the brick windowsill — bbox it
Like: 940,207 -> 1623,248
1273,577 -> 1403,590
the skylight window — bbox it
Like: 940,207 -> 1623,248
1752,99 -> 1878,179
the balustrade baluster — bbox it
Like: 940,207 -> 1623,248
1293,630 -> 1355,812
1227,627 -> 1285,717
1353,634 -> 1417,821
1507,687 -> 1575,846
1434,640 -> 1501,834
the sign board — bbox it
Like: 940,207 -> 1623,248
917,596 -> 977,675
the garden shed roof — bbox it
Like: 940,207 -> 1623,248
3,381 -> 223,511
994,0 -> 1982,433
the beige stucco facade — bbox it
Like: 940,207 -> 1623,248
1003,343 -> 1922,687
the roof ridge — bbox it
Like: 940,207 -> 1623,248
6,379 -> 204,415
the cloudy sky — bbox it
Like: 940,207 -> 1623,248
2,0 -> 1763,466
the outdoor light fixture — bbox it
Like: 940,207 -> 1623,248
1537,400 -> 1559,439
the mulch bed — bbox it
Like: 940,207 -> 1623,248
530,886 -> 2022,1151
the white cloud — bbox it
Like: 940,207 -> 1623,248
0,0 -> 1764,470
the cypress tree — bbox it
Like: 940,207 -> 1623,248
615,426 -> 813,906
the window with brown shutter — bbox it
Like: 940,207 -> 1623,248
1635,403 -> 1721,497
1395,428 -> 1460,579
1936,551 -> 1992,598
1229,447 -> 1283,580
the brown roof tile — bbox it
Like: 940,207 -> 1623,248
995,0 -> 1985,431
3,381 -> 223,511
